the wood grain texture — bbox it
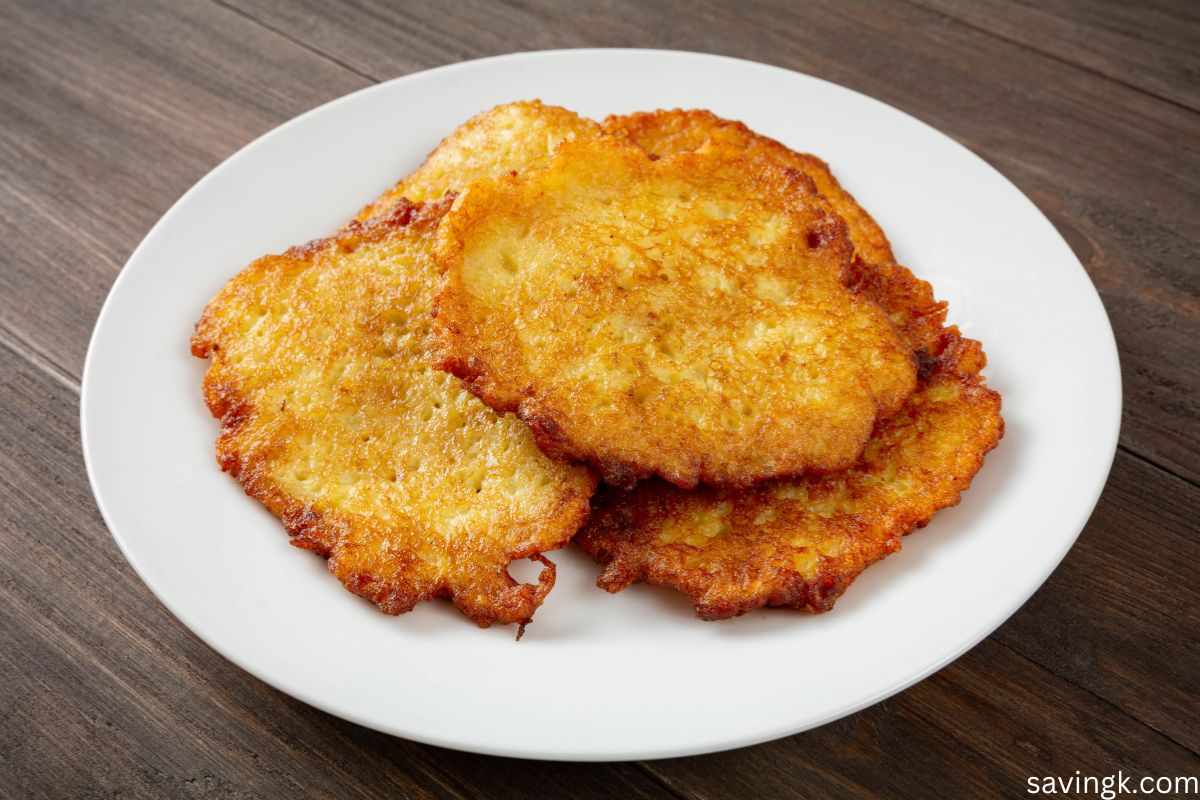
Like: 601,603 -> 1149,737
913,0 -> 1200,112
0,339 -> 674,799
0,0 -> 368,376
3,327 -> 1195,795
639,452 -> 1200,799
645,638 -> 1198,799
2,0 -> 1198,796
222,0 -> 1200,485
990,452 -> 1200,753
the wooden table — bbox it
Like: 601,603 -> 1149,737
3,1 -> 1197,796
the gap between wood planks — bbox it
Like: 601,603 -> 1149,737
14,0 -> 1191,770
990,637 -> 1198,759
903,0 -> 1200,117
1121,443 -> 1200,495
38,0 -> 1192,500
211,0 -> 378,84
0,318 -> 80,395
10,303 -> 1195,764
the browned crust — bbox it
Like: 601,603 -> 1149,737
432,136 -> 918,489
576,332 -> 1002,619
604,109 -> 894,262
604,109 -> 951,357
192,199 -> 441,360
574,111 -> 1003,618
192,199 -> 597,630
353,100 -> 602,223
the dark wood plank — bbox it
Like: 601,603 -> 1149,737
0,0 -> 369,377
0,338 -> 677,799
223,0 -> 1200,484
642,637 -> 1200,800
4,320 -> 1197,797
991,451 -> 1200,753
913,0 -> 1200,112
4,0 -> 1198,480
2,0 -> 1198,795
637,446 -> 1200,798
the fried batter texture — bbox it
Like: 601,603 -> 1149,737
604,109 -> 950,357
576,332 -> 1002,619
355,100 -> 601,222
192,200 -> 596,630
576,112 -> 1000,617
434,136 -> 917,489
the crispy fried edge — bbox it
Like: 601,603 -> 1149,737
575,110 -> 1002,617
604,109 -> 952,358
353,100 -> 603,224
604,109 -> 895,264
191,199 -> 598,630
431,136 -> 920,489
576,330 -> 1003,619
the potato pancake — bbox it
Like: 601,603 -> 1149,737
354,100 -> 600,222
576,331 -> 1002,619
603,109 -> 949,357
433,136 -> 917,489
192,199 -> 596,631
578,111 -> 1002,618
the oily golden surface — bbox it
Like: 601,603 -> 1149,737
579,111 -> 1001,618
604,109 -> 949,356
576,110 -> 998,614
354,100 -> 601,222
192,200 -> 596,630
434,136 -> 917,489
577,331 -> 1002,619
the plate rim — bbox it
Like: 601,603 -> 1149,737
80,47 -> 1122,761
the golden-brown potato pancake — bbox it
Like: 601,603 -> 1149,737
433,136 -> 917,489
192,199 -> 596,631
605,109 -> 894,265
578,111 -> 1000,618
603,109 -> 949,357
577,331 -> 1002,619
354,100 -> 601,223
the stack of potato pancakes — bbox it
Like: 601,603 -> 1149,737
193,102 -> 1003,636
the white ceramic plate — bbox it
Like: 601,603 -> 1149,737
82,50 -> 1120,761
